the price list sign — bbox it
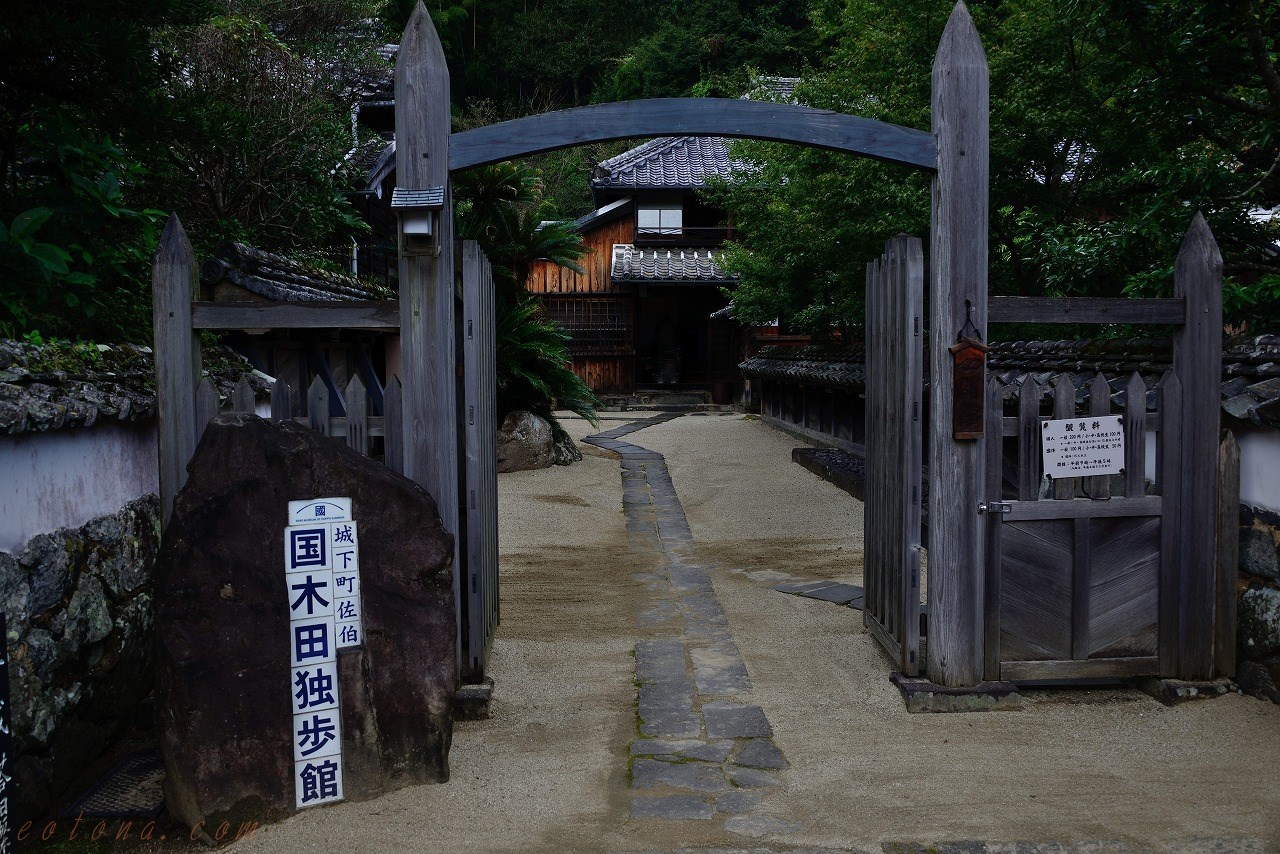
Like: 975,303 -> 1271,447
285,498 -> 364,810
1041,415 -> 1125,478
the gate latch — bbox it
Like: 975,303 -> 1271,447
977,501 -> 1011,515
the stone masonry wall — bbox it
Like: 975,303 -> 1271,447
1,494 -> 161,820
1238,504 -> 1280,702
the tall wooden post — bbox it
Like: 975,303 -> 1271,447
396,3 -> 461,667
152,214 -> 202,528
1171,214 -> 1223,679
927,1 -> 989,687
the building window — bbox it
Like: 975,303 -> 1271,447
637,205 -> 683,238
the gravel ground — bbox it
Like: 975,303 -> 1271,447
232,412 -> 1280,853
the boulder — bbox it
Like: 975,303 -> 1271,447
154,414 -> 455,832
552,431 -> 583,467
496,410 -> 555,472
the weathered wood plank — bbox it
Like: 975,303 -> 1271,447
1158,370 -> 1183,676
345,375 -> 368,455
988,296 -> 1184,325
232,376 -> 256,414
984,375 -> 1004,680
270,379 -> 292,421
1071,517 -> 1092,659
1017,378 -> 1040,501
307,376 -> 330,436
191,301 -> 400,330
1171,214 -> 1223,680
899,235 -> 924,676
447,98 -> 936,173
384,375 -> 403,474
152,214 -> 202,527
1052,375 -> 1077,500
1002,656 -> 1160,682
1215,431 -> 1240,678
194,379 -> 219,443
1004,495 -> 1162,522
397,0 -> 461,678
1124,373 -> 1147,498
927,0 -> 989,688
1085,373 -> 1112,500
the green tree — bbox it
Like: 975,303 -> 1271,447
709,0 -> 1280,335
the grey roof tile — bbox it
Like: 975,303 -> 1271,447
611,245 -> 736,283
592,136 -> 744,191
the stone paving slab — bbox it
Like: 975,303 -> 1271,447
733,738 -> 789,770
725,766 -> 784,789
632,758 -> 731,794
691,642 -> 753,696
703,701 -> 773,738
773,580 -> 865,607
724,816 -> 802,839
630,794 -> 715,821
681,740 -> 734,762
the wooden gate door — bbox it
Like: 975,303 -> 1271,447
863,235 -> 924,675
982,216 -> 1235,683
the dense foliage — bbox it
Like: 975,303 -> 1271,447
706,0 -> 1280,336
0,0 -> 382,341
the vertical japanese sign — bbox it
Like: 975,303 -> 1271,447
1,612 -> 13,853
285,498 -> 363,809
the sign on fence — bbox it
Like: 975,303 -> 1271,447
286,498 -> 363,809
1041,415 -> 1125,478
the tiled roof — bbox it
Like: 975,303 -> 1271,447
745,76 -> 800,103
611,245 -> 736,283
201,243 -> 394,303
592,136 -> 743,191
740,335 -> 1280,429
0,341 -> 268,437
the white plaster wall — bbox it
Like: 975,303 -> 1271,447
0,422 -> 158,554
1238,428 -> 1280,513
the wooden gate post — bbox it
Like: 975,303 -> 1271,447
927,1 -> 989,687
1171,213 -> 1223,679
396,3 -> 461,668
152,214 -> 202,528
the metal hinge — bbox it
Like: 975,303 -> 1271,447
977,501 -> 1011,515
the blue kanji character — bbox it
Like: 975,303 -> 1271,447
296,713 -> 337,757
336,600 -> 357,620
335,574 -> 357,593
294,623 -> 330,662
315,505 -> 326,517
299,758 -> 340,803
339,624 -> 360,645
289,528 -> 327,569
290,574 -> 331,615
333,525 -> 354,545
293,668 -> 335,711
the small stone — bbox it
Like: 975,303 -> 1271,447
21,532 -> 73,614
1240,528 -> 1280,583
631,758 -> 730,793
734,738 -> 788,770
1240,586 -> 1280,658
703,701 -> 773,738
630,794 -> 714,820
724,815 -> 800,838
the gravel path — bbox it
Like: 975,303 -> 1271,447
233,412 -> 1280,853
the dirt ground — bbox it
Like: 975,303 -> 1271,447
235,412 -> 1280,853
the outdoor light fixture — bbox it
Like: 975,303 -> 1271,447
392,186 -> 445,258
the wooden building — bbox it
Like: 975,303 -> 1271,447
525,137 -> 743,397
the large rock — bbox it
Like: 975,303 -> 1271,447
496,410 -> 555,472
154,414 -> 455,831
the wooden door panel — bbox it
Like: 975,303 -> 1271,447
1087,516 -> 1159,659
999,519 -> 1073,661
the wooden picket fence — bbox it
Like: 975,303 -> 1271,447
199,373 -> 405,468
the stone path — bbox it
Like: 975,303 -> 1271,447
584,416 -> 799,839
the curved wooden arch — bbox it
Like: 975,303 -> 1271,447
445,98 -> 935,173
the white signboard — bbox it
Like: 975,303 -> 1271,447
1041,415 -> 1125,478
286,496 -> 361,810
